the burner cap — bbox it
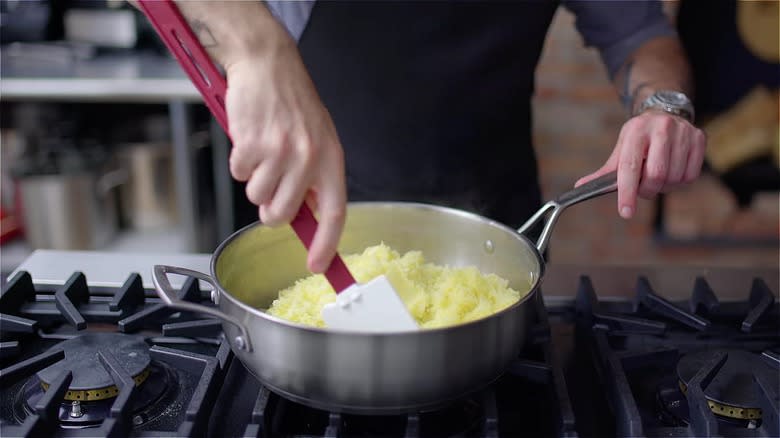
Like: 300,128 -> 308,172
37,333 -> 151,401
677,349 -> 775,420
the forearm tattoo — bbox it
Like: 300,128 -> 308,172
618,61 -> 652,115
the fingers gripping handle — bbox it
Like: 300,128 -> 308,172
152,265 -> 252,351
139,0 -> 357,293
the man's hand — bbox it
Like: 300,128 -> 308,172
134,0 -> 348,274
578,33 -> 706,219
576,111 -> 706,218
226,51 -> 347,274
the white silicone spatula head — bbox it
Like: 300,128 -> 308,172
322,275 -> 419,332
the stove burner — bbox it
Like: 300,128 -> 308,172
19,361 -> 176,428
15,333 -> 181,430
676,350 -> 774,421
36,333 -> 151,401
656,381 -> 761,429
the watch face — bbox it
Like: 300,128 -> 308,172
656,90 -> 688,106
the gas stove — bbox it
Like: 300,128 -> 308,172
0,250 -> 777,437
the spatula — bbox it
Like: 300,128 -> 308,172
138,0 -> 418,332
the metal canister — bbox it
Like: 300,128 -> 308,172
18,170 -> 124,250
117,142 -> 177,230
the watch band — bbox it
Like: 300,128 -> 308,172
635,90 -> 695,123
637,101 -> 694,122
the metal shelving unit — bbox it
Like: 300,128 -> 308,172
1,51 -> 236,260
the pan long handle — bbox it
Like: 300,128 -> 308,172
152,265 -> 252,352
517,171 -> 618,254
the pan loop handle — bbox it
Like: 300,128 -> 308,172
152,265 -> 253,352
517,171 -> 618,254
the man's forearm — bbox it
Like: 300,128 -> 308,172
131,0 -> 292,69
615,36 -> 694,116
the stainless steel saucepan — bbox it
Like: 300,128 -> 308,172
152,172 -> 618,414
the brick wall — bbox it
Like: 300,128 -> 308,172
532,7 -> 779,268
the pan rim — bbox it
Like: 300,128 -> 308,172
210,201 -> 545,336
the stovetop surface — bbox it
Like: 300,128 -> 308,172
572,275 -> 779,438
1,258 -> 778,438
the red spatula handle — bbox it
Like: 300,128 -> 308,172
138,0 -> 356,293
288,205 -> 356,293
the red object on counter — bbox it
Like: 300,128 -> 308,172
0,207 -> 23,244
137,0 -> 356,294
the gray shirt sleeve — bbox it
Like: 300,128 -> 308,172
263,0 -> 315,42
561,0 -> 677,79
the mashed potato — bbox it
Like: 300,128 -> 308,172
266,243 -> 525,328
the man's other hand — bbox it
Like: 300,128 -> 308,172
576,111 -> 707,219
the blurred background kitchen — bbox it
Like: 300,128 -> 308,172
1,0 -> 777,279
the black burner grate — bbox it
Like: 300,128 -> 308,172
1,270 -> 580,438
0,270 -> 233,438
575,275 -> 779,438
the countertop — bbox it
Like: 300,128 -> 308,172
1,46 -> 216,255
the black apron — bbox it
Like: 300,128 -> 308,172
235,1 -> 558,230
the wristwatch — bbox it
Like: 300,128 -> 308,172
635,90 -> 695,123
